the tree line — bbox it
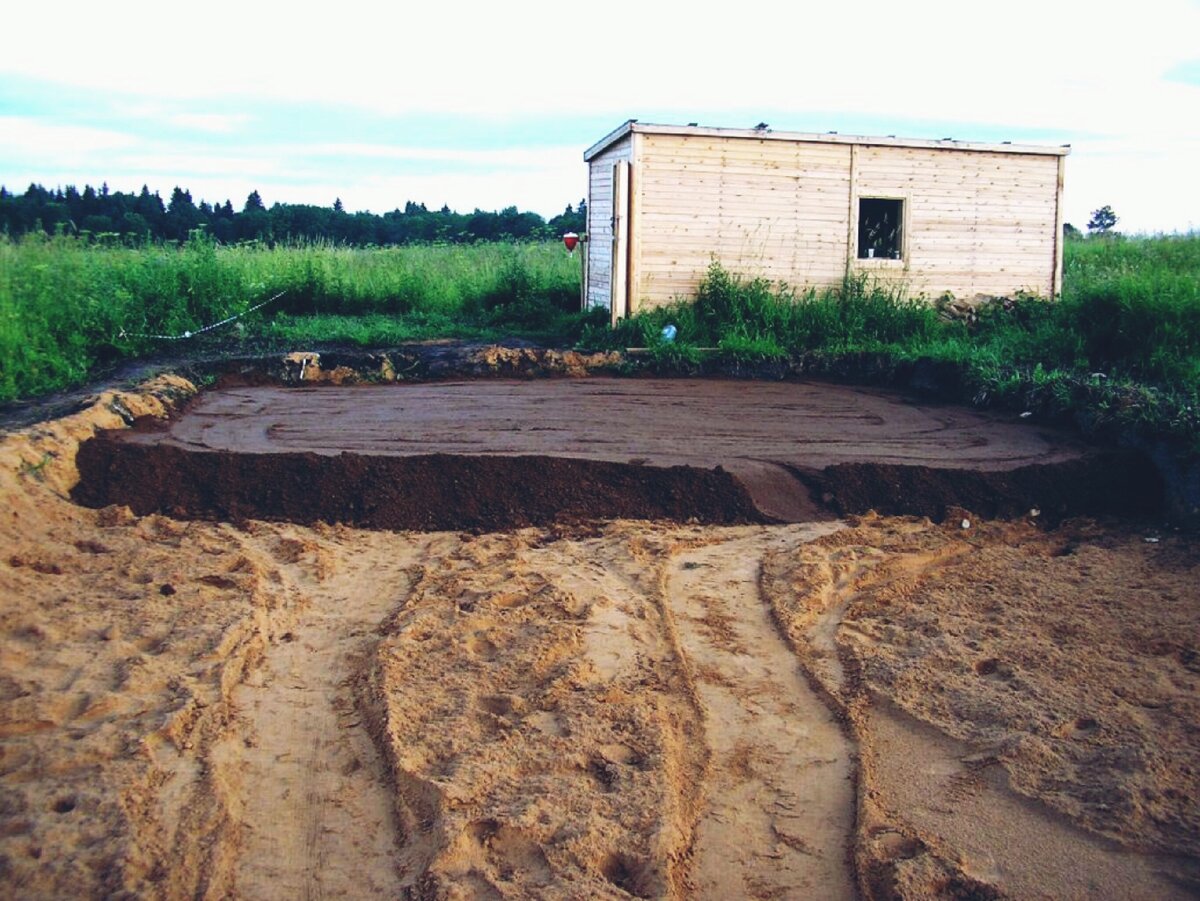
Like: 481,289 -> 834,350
0,183 -> 588,246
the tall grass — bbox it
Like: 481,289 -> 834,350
0,233 -> 586,402
597,265 -> 945,356
1058,235 -> 1200,384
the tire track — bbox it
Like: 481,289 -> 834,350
664,525 -> 855,900
216,529 -> 446,900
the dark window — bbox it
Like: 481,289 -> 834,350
858,198 -> 904,259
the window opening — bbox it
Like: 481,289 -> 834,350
858,198 -> 904,260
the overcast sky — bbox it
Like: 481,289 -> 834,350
2,0 -> 1198,233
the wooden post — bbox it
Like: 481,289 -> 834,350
627,133 -> 642,316
611,160 -> 630,325
1052,155 -> 1066,298
845,144 -> 859,280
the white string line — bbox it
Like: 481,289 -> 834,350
119,291 -> 286,341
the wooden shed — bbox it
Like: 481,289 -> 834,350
583,121 -> 1069,320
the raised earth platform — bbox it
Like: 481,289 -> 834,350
73,378 -> 1162,530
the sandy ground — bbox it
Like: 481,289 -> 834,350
1,377 -> 1198,899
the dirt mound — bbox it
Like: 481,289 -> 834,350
72,439 -> 765,531
68,377 -> 1167,532
762,513 -> 1200,897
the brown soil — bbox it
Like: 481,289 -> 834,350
799,454 -> 1162,523
71,378 -> 1162,530
2,372 -> 1197,900
72,443 -> 764,531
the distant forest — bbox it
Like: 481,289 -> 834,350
0,183 -> 588,245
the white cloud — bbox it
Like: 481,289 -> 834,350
1064,138 -> 1200,233
164,113 -> 253,134
6,0 -> 1198,124
0,116 -> 136,156
302,143 -> 581,168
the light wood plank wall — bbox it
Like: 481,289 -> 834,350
852,145 -> 1061,298
635,135 -> 851,309
617,133 -> 1062,309
585,135 -> 632,310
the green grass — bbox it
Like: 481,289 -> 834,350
0,233 -> 591,401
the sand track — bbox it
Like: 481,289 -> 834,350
214,529 -> 446,899
664,527 -> 855,899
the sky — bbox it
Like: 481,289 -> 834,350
2,0 -> 1199,233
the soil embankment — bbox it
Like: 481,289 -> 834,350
73,445 -> 765,532
73,378 -> 1162,529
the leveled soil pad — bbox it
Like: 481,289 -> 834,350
72,378 -> 1162,530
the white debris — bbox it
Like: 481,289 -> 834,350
1029,508 -> 1041,518
1144,537 -> 1160,544
961,519 -> 971,530
1019,411 -> 1033,418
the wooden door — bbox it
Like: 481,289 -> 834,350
610,160 -> 630,325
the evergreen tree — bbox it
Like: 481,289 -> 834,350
0,180 -> 563,247
166,187 -> 202,240
243,190 -> 265,213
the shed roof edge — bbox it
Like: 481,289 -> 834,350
584,121 -> 1070,161
583,120 -> 637,161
